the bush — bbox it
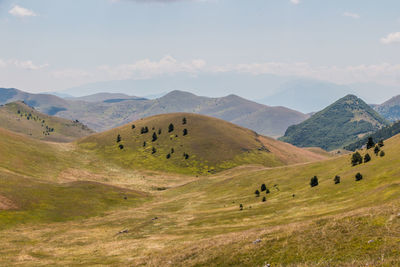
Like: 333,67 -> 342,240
378,139 -> 384,147
255,190 -> 260,197
266,189 -> 270,194
183,129 -> 188,136
141,127 -> 149,134
183,152 -> 189,160
183,117 -> 187,125
261,184 -> 267,192
239,204 -> 243,211
168,123 -> 174,133
152,132 -> 158,142
351,152 -> 363,166
158,129 -> 162,135
152,147 -> 157,154
374,145 -> 380,155
171,148 -> 174,154
118,144 -> 124,150
366,137 -> 375,149
262,197 -> 266,202
364,153 -> 371,163
310,176 -> 319,187
143,141 -> 146,147
166,153 -> 171,159
116,134 -> 121,143
380,151 -> 385,157
131,124 -> 135,129
355,172 -> 363,181
334,175 -> 341,184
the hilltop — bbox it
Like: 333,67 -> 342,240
280,95 -> 389,151
78,113 -> 325,174
0,101 -> 93,142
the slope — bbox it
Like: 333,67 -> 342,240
374,94 -> 400,122
78,113 -> 325,175
0,101 -> 94,142
280,94 -> 389,151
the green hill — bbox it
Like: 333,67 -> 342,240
78,113 -> 325,175
279,95 -> 389,151
0,101 -> 94,142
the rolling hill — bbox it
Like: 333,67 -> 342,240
1,88 -> 308,137
78,113 -> 326,174
374,94 -> 400,122
279,94 -> 389,151
0,101 -> 94,142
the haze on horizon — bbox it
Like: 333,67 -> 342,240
1,0 -> 400,104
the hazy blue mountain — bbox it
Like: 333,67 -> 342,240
374,95 -> 400,122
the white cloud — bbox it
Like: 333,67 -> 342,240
12,60 -> 48,70
381,32 -> 400,44
98,55 -> 206,80
290,0 -> 300,5
0,59 -> 6,68
343,12 -> 360,19
9,5 -> 37,17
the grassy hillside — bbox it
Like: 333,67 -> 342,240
280,94 -> 389,151
78,113 -> 326,175
0,102 -> 93,142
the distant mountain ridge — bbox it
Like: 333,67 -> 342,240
374,95 -> 400,122
279,95 -> 389,151
0,88 -> 308,137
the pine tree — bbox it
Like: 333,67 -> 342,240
131,124 -> 135,129
366,137 -> 375,149
152,147 -> 157,154
351,152 -> 363,166
152,132 -> 158,142
374,145 -> 380,155
255,190 -> 260,197
334,175 -> 341,184
364,153 -> 371,163
182,117 -> 187,125
183,129 -> 188,136
355,172 -> 363,181
380,151 -> 385,157
262,196 -> 266,202
116,134 -> 121,143
261,184 -> 267,192
310,176 -> 319,187
168,123 -> 174,133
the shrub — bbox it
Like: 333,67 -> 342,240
152,132 -> 158,142
266,189 -> 270,194
166,154 -> 171,159
183,152 -> 189,160
374,145 -> 380,155
261,184 -> 267,192
364,153 -> 371,163
116,134 -> 121,143
158,129 -> 162,135
143,141 -> 146,147
183,117 -> 187,125
152,147 -> 157,154
239,204 -> 243,211
262,197 -> 266,202
351,152 -> 363,166
380,151 -> 385,157
168,123 -> 174,133
255,190 -> 260,197
366,137 -> 375,149
171,148 -> 174,154
183,129 -> 188,136
118,144 -> 124,150
378,139 -> 384,147
355,172 -> 363,181
310,176 -> 319,187
141,127 -> 149,134
131,124 -> 135,129
334,175 -> 341,184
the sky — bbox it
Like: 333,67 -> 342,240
0,0 -> 400,99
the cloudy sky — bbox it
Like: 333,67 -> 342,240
0,0 -> 400,96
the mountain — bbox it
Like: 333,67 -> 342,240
0,101 -> 94,142
66,93 -> 147,103
259,79 -> 356,113
279,95 -> 389,151
58,90 -> 308,137
374,95 -> 400,122
344,120 -> 400,151
78,113 -> 326,174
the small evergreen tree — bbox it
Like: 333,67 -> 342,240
119,144 -> 124,150
266,188 -> 270,194
152,132 -> 158,142
334,175 -> 341,184
158,129 -> 162,135
183,117 -> 187,125
262,196 -> 266,202
131,124 -> 135,129
378,140 -> 384,147
168,123 -> 174,133
364,153 -> 371,163
374,145 -> 381,155
171,148 -> 174,154
366,137 -> 375,149
355,172 -> 363,181
310,176 -> 319,187
143,141 -> 146,147
351,152 -> 363,166
152,147 -> 157,154
261,184 -> 267,192
255,190 -> 260,197
239,204 -> 243,211
183,129 -> 188,136
183,152 -> 189,160
166,153 -> 171,159
380,151 -> 385,157
116,134 -> 121,143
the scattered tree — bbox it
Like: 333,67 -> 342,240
158,129 -> 162,135
262,196 -> 266,202
374,145 -> 380,155
334,175 -> 341,184
152,132 -> 158,142
355,172 -> 363,181
183,152 -> 189,160
239,204 -> 243,211
366,137 -> 375,149
166,153 -> 171,159
141,126 -> 149,134
255,190 -> 260,197
116,134 -> 121,143
261,184 -> 267,192
131,124 -> 135,129
351,152 -> 363,166
118,144 -> 124,150
171,148 -> 174,154
378,139 -> 385,147
183,129 -> 188,136
143,141 -> 146,147
168,123 -> 174,133
266,188 -> 270,194
364,153 -> 371,163
182,117 -> 187,125
152,147 -> 157,154
380,151 -> 385,157
310,176 -> 319,187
